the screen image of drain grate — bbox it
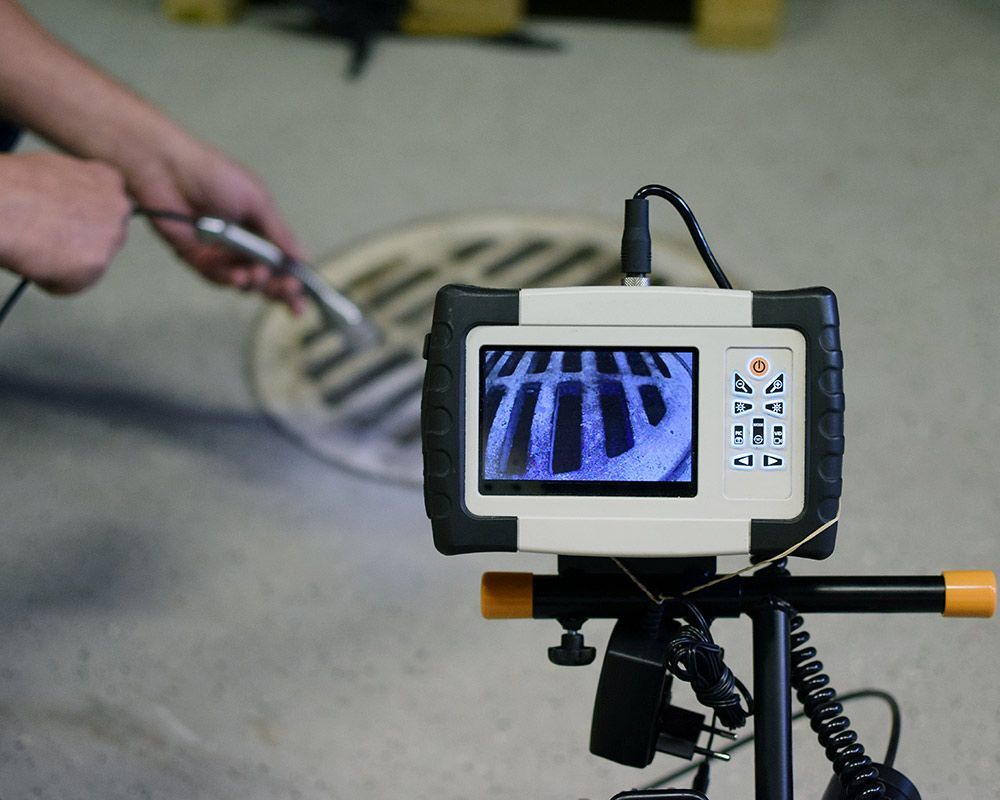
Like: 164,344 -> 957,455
479,347 -> 697,495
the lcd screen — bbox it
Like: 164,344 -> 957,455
479,347 -> 697,496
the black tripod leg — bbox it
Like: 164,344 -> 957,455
752,601 -> 793,800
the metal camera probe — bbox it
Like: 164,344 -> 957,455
0,208 -> 382,352
419,184 -> 997,800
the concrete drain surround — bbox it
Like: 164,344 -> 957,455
250,213 -> 709,486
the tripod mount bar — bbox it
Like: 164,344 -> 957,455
481,571 -> 996,620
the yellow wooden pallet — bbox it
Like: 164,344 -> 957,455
695,0 -> 784,47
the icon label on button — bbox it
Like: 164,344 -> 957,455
732,424 -> 745,447
749,356 -> 770,378
762,454 -> 784,469
733,400 -> 753,416
733,372 -> 753,395
771,424 -> 785,448
752,417 -> 766,447
764,400 -> 785,417
765,373 -> 785,395
732,453 -> 754,469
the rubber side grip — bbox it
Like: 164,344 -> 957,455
751,288 -> 844,559
422,285 -> 519,555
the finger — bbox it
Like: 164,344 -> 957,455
197,264 -> 252,289
243,264 -> 272,292
244,195 -> 309,263
247,271 -> 301,315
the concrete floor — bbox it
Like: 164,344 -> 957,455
1,1 -> 998,797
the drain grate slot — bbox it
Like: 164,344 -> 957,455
528,351 -> 552,374
344,375 -> 425,430
498,350 -> 526,377
596,351 -> 620,374
599,380 -> 634,458
366,267 -> 435,309
306,347 -> 354,380
322,350 -> 412,405
452,238 -> 496,261
301,324 -> 336,348
551,381 -> 583,474
504,382 -> 541,476
639,384 -> 667,426
482,385 -> 505,457
344,257 -> 405,295
483,240 -> 551,277
626,351 -> 651,376
562,350 -> 582,373
483,350 -> 504,377
524,245 -> 601,285
650,352 -> 672,378
393,296 -> 437,325
395,420 -> 423,446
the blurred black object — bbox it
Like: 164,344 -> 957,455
301,0 -> 404,76
299,0 -> 559,78
528,0 -> 692,23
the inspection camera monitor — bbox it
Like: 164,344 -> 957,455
421,191 -> 844,560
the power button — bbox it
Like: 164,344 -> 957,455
749,356 -> 770,378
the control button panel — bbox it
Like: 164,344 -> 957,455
725,348 -> 793,499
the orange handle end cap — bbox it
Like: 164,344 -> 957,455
481,572 -> 533,619
942,570 -> 996,618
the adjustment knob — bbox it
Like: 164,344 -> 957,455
548,631 -> 597,667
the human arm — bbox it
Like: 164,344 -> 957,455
0,0 -> 306,310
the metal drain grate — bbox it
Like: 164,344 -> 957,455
250,213 -> 710,485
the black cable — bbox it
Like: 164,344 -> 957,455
639,689 -> 902,792
0,276 -> 30,331
632,184 -> 733,290
665,602 -> 753,731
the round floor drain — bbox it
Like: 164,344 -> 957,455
250,213 -> 711,486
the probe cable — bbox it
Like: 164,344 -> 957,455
0,276 -> 29,331
627,184 -> 733,290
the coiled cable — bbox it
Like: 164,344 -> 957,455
789,613 -> 886,798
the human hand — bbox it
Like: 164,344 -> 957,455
0,152 -> 131,294
126,138 -> 308,315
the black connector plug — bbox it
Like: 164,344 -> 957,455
621,197 -> 652,285
656,705 -> 733,762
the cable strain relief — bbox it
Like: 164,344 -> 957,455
621,197 -> 652,277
